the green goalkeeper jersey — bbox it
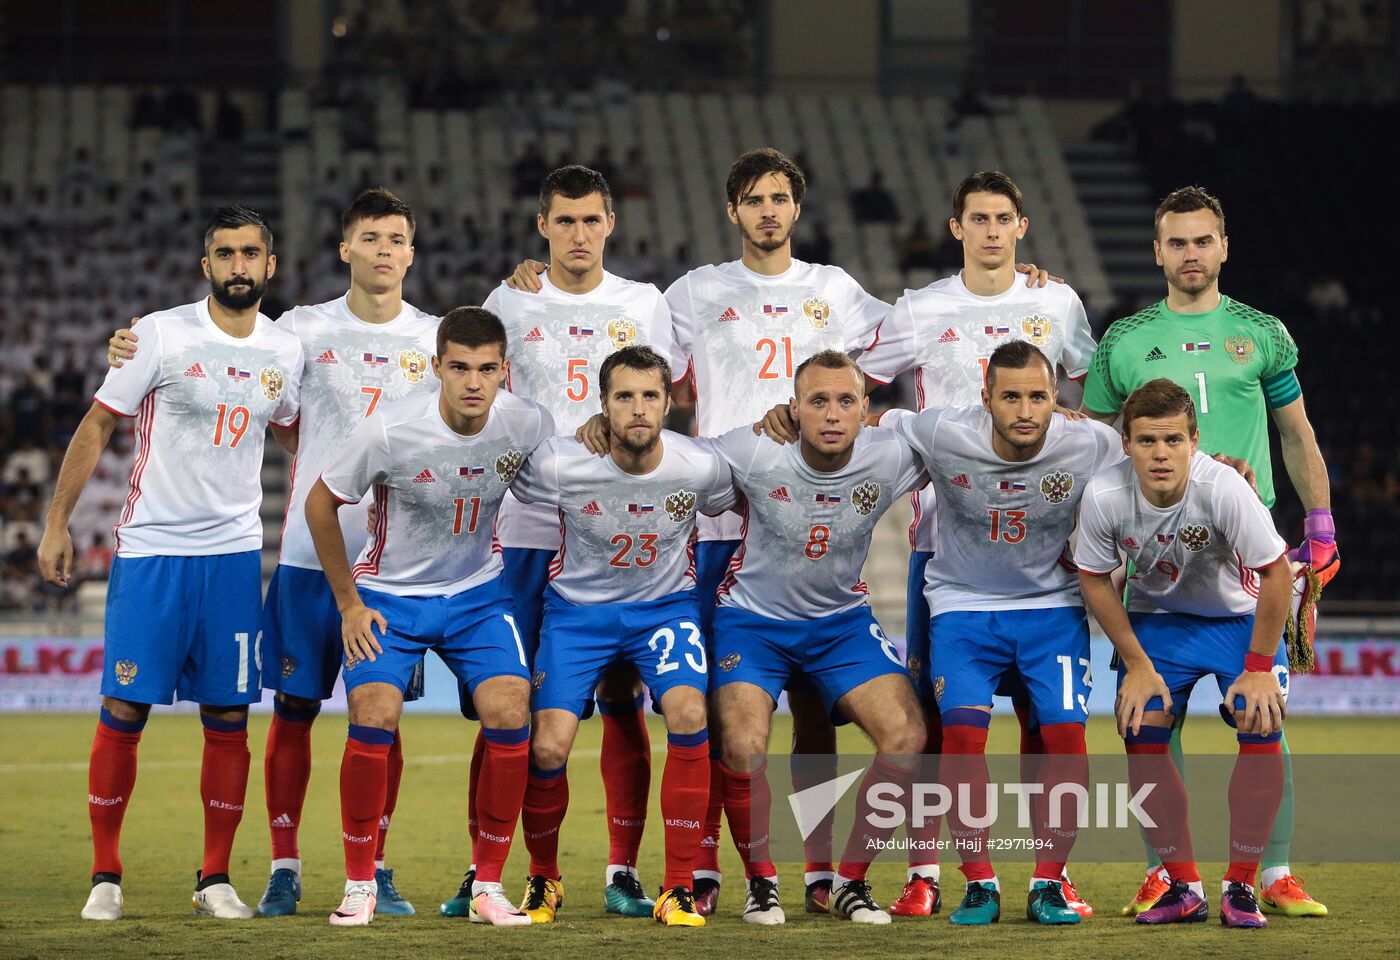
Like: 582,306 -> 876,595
1082,295 -> 1301,508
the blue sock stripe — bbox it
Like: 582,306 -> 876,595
1238,731 -> 1283,745
273,699 -> 322,724
99,707 -> 146,735
667,729 -> 709,748
942,707 -> 992,729
200,713 -> 248,733
348,723 -> 396,746
482,724 -> 530,746
529,762 -> 567,780
596,693 -> 646,717
1124,725 -> 1173,745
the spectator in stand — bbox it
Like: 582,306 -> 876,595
513,142 -> 549,198
797,220 -> 833,265
851,169 -> 899,224
897,217 -> 937,273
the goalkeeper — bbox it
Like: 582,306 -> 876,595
1081,186 -> 1336,918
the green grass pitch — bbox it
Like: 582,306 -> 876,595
2,713 -> 1396,959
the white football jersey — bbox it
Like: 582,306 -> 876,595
319,390 -> 554,598
510,431 -> 736,604
276,294 -> 440,570
1075,452 -> 1286,616
487,270 -> 680,551
888,406 -> 1122,615
864,274 -> 1096,552
712,426 -> 925,620
93,298 -> 303,557
667,258 -> 890,540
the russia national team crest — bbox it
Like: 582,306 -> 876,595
532,670 -> 547,691
114,659 -> 138,686
851,481 -> 881,516
933,674 -> 946,703
607,317 -> 638,350
400,348 -> 429,383
1040,470 -> 1074,503
1021,314 -> 1053,346
1224,335 -> 1255,365
664,489 -> 697,523
906,654 -> 922,679
495,450 -> 524,484
802,296 -> 833,329
259,366 -> 285,401
1179,523 -> 1211,552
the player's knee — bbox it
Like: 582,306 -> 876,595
277,691 -> 321,714
720,730 -> 767,772
877,714 -> 928,756
347,687 -> 402,731
530,734 -> 571,772
102,697 -> 150,723
199,704 -> 249,725
660,687 -> 707,735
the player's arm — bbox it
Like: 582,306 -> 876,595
270,421 -> 299,454
105,319 -> 142,366
1271,393 -> 1335,547
1079,570 -> 1172,736
1015,263 -> 1064,286
37,402 -> 121,586
304,478 -> 386,664
1223,554 -> 1291,736
505,259 -> 548,293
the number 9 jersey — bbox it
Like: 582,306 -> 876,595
93,298 -> 303,557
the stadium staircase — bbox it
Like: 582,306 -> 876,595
1065,140 -> 1161,304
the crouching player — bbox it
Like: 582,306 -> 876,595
1076,379 -> 1291,928
715,350 -> 928,926
510,346 -> 736,928
304,307 -> 553,925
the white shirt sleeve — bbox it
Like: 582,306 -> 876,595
647,290 -> 685,381
844,275 -> 892,354
1074,481 -> 1122,575
529,405 -> 558,451
859,294 -> 917,385
269,341 -> 304,427
892,433 -> 930,497
663,275 -> 695,377
889,406 -> 943,472
319,413 -> 391,505
510,436 -> 562,508
1060,290 -> 1097,380
93,315 -> 165,417
1213,468 -> 1288,568
698,451 -> 738,515
711,426 -> 767,481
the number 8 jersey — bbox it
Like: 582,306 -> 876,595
93,298 -> 303,557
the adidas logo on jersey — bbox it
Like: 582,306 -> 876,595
952,474 -> 971,489
938,328 -> 959,343
524,327 -> 545,342
768,486 -> 791,502
316,348 -> 338,364
183,363 -> 206,378
413,469 -> 436,483
1145,346 -> 1166,362
718,307 -> 741,323
581,500 -> 603,516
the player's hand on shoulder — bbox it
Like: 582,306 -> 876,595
576,413 -> 611,456
366,503 -> 379,534
341,603 -> 387,664
1115,664 -> 1172,737
755,403 -> 798,444
37,528 -> 74,587
1225,671 -> 1286,736
1015,263 -> 1065,287
107,321 -> 140,367
505,259 -> 548,292
1054,403 -> 1087,421
1211,453 -> 1259,498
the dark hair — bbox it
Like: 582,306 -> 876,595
437,306 -> 507,359
539,164 -> 613,218
793,349 -> 864,396
599,345 -> 671,396
1154,185 -> 1225,238
952,170 -> 1024,221
1122,378 -> 1198,437
341,187 -> 416,238
985,340 -> 1053,387
203,204 -> 273,253
726,148 -> 807,208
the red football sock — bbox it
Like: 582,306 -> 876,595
907,706 -> 943,871
837,755 -> 916,882
600,701 -> 651,868
1226,740 -> 1284,885
466,727 -> 485,858
341,726 -> 392,882
474,727 -> 531,884
200,717 -> 251,878
1032,722 -> 1088,881
942,716 -> 994,882
661,734 -> 709,890
522,764 -> 569,879
694,751 -> 725,875
1013,699 -> 1051,859
720,761 -> 777,879
264,702 -> 317,861
374,730 -> 404,863
88,710 -> 143,877
1126,733 -> 1198,883
791,749 -> 838,876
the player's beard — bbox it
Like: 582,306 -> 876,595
210,273 -> 268,310
993,418 -> 1049,453
1168,262 -> 1219,295
742,219 -> 792,252
614,421 -> 662,457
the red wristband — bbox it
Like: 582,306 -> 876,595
1245,652 -> 1273,673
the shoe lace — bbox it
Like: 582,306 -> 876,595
749,878 -> 780,909
611,871 -> 647,900
1272,874 -> 1307,897
1138,872 -> 1168,898
453,870 -> 475,899
266,871 -> 297,898
340,884 -> 374,912
1225,882 -> 1260,912
482,887 -> 520,914
840,879 -> 879,910
523,876 -> 550,910
962,883 -> 993,908
666,886 -> 698,913
1035,881 -> 1069,909
376,868 -> 403,900
1153,880 -> 1190,907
